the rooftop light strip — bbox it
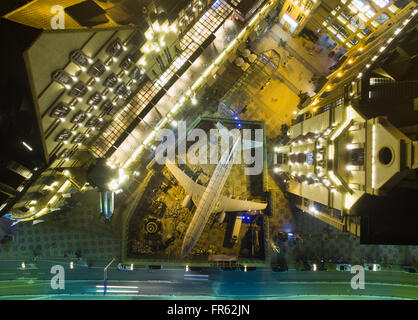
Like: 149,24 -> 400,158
311,8 -> 417,114
371,124 -> 376,189
328,171 -> 342,186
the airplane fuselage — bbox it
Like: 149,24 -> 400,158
180,135 -> 241,257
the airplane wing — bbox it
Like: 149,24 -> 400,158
166,163 -> 205,205
217,195 -> 267,212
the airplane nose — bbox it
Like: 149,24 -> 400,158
181,241 -> 192,258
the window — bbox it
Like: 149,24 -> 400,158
164,47 -> 173,63
55,129 -> 72,142
331,22 -> 349,38
305,1 -> 314,10
103,73 -> 118,88
50,102 -> 71,118
58,148 -> 71,159
350,37 -> 359,45
69,82 -> 88,97
156,55 -> 165,72
53,70 -> 73,86
120,56 -> 132,70
115,83 -> 127,95
101,100 -> 119,116
106,39 -> 123,57
130,67 -> 147,83
306,152 -> 314,164
376,13 -> 389,24
88,60 -> 106,77
70,50 -> 89,67
129,50 -> 142,63
341,11 -> 353,22
86,116 -> 99,127
361,27 -> 372,36
351,148 -> 365,166
286,5 -> 293,13
296,14 -> 305,22
88,92 -> 102,105
71,111 -> 87,124
71,133 -> 86,144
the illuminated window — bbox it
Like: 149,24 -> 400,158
50,102 -> 71,118
305,1 -> 314,10
103,73 -> 118,88
106,38 -> 123,57
88,92 -> 102,105
156,54 -> 166,72
70,50 -> 89,67
58,148 -> 71,159
376,13 -> 389,24
120,57 -> 132,70
349,37 -> 359,45
53,70 -> 73,86
164,47 -> 173,63
331,22 -> 349,38
71,133 -> 86,144
88,60 -> 106,77
361,27 -> 372,36
55,129 -> 72,142
86,116 -> 99,127
69,82 -> 88,97
296,14 -> 305,22
71,111 -> 87,124
101,100 -> 119,116
115,83 -> 127,95
129,67 -> 146,82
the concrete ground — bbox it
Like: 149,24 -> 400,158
0,190 -> 121,264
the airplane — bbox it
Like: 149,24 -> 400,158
166,123 -> 267,258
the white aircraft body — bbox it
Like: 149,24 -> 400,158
166,123 -> 267,257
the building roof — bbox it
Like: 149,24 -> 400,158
3,0 -> 151,30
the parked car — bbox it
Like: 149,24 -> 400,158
336,264 -> 352,271
117,263 -> 133,271
364,264 -> 381,271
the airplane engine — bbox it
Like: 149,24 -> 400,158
217,211 -> 226,224
182,194 -> 193,209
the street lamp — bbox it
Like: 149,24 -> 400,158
103,258 -> 115,295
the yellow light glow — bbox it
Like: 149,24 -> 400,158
48,195 -> 58,205
57,180 -> 71,193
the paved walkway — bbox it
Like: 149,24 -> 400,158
0,190 -> 121,264
268,24 -> 336,76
